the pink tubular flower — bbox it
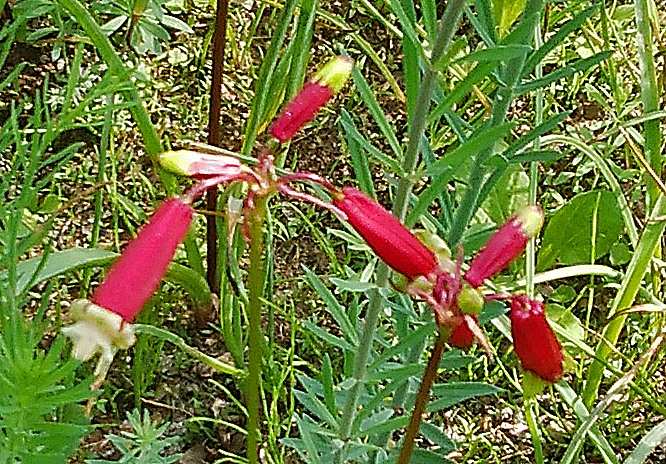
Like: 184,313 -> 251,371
333,187 -> 438,280
510,295 -> 563,382
92,197 -> 193,321
159,150 -> 245,179
464,205 -> 544,288
270,56 -> 353,142
63,197 -> 193,378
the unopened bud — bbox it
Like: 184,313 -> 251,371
159,150 -> 243,179
464,205 -> 544,288
448,315 -> 478,349
270,56 -> 353,142
510,295 -> 563,383
457,286 -> 484,315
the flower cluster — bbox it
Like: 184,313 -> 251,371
332,187 -> 563,383
63,54 -> 562,389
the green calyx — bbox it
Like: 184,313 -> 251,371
457,286 -> 484,315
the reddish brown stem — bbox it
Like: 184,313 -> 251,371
397,331 -> 446,464
205,0 -> 230,295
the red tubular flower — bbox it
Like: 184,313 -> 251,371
464,205 -> 544,288
92,197 -> 194,322
510,295 -> 563,382
333,187 -> 438,280
270,56 -> 353,142
63,197 -> 194,377
448,315 -> 478,349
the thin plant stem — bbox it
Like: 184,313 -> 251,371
582,194 -> 666,409
633,0 -> 662,213
336,2 -> 465,450
205,0 -> 230,295
583,1 -> 664,409
524,396 -> 544,464
448,0 -> 544,247
246,196 -> 268,464
397,332 -> 446,464
525,19 -> 543,463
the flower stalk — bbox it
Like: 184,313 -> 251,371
246,195 -> 267,464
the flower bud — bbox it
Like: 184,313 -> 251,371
464,205 -> 544,288
334,187 -> 438,280
457,286 -> 484,315
510,295 -> 563,382
448,315 -> 478,349
63,198 -> 194,375
159,150 -> 243,179
270,56 -> 353,142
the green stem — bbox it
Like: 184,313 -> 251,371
524,396 -> 544,464
633,0 -> 662,213
526,18 -> 543,298
246,196 -> 267,464
397,332 -> 446,464
582,194 -> 666,409
336,2 -> 465,449
448,0 -> 544,246
394,0 -> 464,221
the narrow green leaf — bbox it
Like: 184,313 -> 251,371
448,44 -> 531,66
428,61 -> 497,124
352,66 -> 403,161
321,354 -> 336,416
523,4 -> 600,77
339,111 -> 402,173
517,51 -> 612,93
426,122 -> 515,175
302,321 -> 355,352
428,382 -> 502,411
504,111 -> 571,157
623,419 -> 666,464
555,382 -> 620,464
421,0 -> 437,40
294,390 -> 339,429
389,0 -> 423,63
406,172 -> 452,226
303,266 -> 357,342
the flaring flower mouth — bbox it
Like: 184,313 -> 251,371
63,197 -> 194,387
62,299 -> 135,379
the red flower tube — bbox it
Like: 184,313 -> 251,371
63,197 -> 193,377
448,315 -> 478,349
510,295 -> 563,382
333,187 -> 438,280
464,205 -> 544,288
270,56 -> 353,142
92,197 -> 193,321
